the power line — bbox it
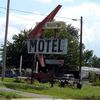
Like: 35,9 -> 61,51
0,6 -> 80,20
10,13 -> 36,22
1,6 -> 100,22
0,6 -> 81,24
0,9 -> 77,25
0,10 -> 36,22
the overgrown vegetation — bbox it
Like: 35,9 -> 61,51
0,90 -> 23,99
0,78 -> 100,99
3,82 -> 100,99
3,82 -> 49,91
2,23 -> 100,70
92,81 -> 100,86
88,71 -> 96,82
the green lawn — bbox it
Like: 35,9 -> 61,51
0,78 -> 100,99
0,91 -> 22,99
25,85 -> 100,99
0,77 -> 16,82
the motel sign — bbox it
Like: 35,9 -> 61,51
27,38 -> 68,54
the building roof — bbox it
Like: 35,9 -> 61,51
82,66 -> 100,74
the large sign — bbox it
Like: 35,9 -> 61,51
27,38 -> 68,54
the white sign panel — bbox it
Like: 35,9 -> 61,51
27,38 -> 68,54
45,59 -> 64,65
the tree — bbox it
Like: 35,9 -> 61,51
91,55 -> 100,68
83,50 -> 93,66
6,22 -> 85,70
6,29 -> 32,68
43,24 -> 80,70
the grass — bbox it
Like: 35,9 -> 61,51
0,77 -> 16,82
0,90 -> 23,99
0,78 -> 100,99
92,81 -> 100,86
25,85 -> 100,99
1,80 -> 100,99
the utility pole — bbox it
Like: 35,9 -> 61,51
19,55 -> 22,76
2,0 -> 10,81
79,16 -> 83,82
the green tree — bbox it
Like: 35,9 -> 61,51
6,29 -> 32,68
43,24 -> 80,70
83,50 -> 93,66
6,23 -> 85,70
91,55 -> 100,68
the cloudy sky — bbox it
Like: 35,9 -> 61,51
0,0 -> 100,57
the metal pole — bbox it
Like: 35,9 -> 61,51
19,55 -> 22,76
79,16 -> 83,82
31,54 -> 36,84
1,0 -> 10,81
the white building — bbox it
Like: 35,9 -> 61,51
81,66 -> 100,79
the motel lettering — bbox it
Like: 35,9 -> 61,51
27,38 -> 67,54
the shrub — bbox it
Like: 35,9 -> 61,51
92,81 -> 100,86
4,82 -> 49,91
0,91 -> 22,99
88,72 -> 96,82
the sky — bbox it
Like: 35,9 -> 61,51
0,0 -> 100,57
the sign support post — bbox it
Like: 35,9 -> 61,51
31,54 -> 36,84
